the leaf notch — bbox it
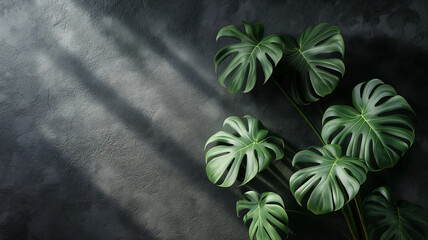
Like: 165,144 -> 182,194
237,191 -> 289,240
215,22 -> 285,94
205,116 -> 284,187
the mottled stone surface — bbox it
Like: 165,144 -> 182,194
0,0 -> 427,239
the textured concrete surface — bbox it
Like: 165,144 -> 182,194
1,0 -> 428,239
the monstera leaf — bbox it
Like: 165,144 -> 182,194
205,116 -> 284,187
283,23 -> 345,104
214,22 -> 284,94
364,187 -> 428,240
322,79 -> 415,171
237,191 -> 289,240
289,144 -> 367,214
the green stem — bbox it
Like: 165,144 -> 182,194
316,102 -> 325,116
354,194 -> 370,239
285,209 -> 310,216
342,208 -> 358,240
339,183 -> 360,240
274,80 -> 363,239
346,203 -> 360,240
273,80 -> 326,146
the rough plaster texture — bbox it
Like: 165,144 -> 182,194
1,0 -> 428,239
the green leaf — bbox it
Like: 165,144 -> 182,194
289,144 -> 367,215
205,116 -> 284,187
214,22 -> 285,94
322,79 -> 415,171
364,187 -> 428,240
237,191 -> 289,240
283,23 -> 345,104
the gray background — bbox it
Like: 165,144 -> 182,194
1,0 -> 428,239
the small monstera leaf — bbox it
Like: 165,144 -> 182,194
364,187 -> 428,240
214,22 -> 285,94
322,79 -> 415,171
289,144 -> 367,215
283,23 -> 345,104
205,116 -> 284,187
237,191 -> 289,240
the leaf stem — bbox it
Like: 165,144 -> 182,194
285,209 -> 310,215
339,184 -> 360,240
342,208 -> 358,240
346,203 -> 360,240
274,80 -> 363,239
273,80 -> 326,146
354,194 -> 370,239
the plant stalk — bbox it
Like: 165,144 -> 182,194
285,209 -> 310,216
346,203 -> 360,240
342,208 -> 358,240
354,194 -> 370,239
273,80 -> 326,146
274,80 -> 362,239
339,183 -> 361,240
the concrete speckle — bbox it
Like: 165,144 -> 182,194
1,0 -> 428,239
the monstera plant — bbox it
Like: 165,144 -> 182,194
205,116 -> 284,187
204,22 -> 428,239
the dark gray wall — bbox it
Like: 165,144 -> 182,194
1,0 -> 427,239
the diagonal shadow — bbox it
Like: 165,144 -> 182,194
42,40 -> 242,219
0,71 -> 157,239
71,0 -> 244,117
94,19 -> 240,122
99,20 -> 222,100
47,1 -> 428,238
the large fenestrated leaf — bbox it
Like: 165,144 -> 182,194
289,144 -> 367,215
322,79 -> 415,171
214,22 -> 284,94
364,187 -> 428,240
283,23 -> 345,105
205,116 -> 284,187
237,191 -> 289,240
